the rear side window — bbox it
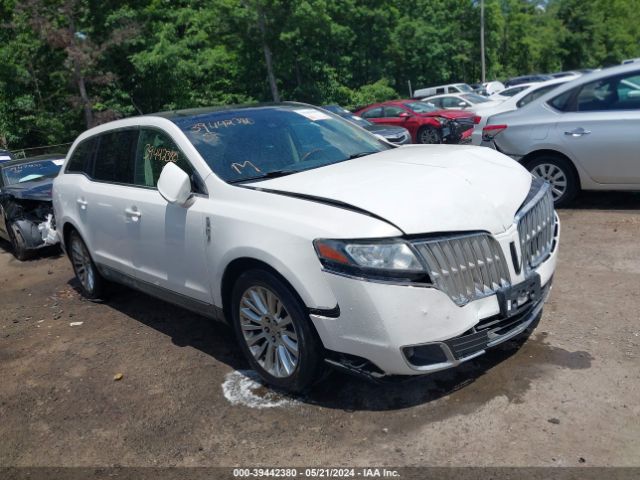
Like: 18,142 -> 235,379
66,138 -> 98,174
442,97 -> 465,108
361,107 -> 383,119
548,88 -> 576,112
383,106 -> 406,117
435,87 -> 445,94
93,129 -> 137,184
134,129 -> 196,188
517,84 -> 559,108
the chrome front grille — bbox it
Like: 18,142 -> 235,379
516,181 -> 556,272
413,233 -> 511,306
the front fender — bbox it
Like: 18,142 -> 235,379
215,245 -> 338,311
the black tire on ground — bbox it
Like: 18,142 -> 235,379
9,222 -> 32,261
231,268 -> 323,393
524,155 -> 579,208
68,230 -> 107,300
417,125 -> 442,144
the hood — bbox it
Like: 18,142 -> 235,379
423,109 -> 474,120
248,145 -> 532,235
2,177 -> 54,201
364,124 -> 409,136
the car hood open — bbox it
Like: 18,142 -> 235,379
248,145 -> 532,235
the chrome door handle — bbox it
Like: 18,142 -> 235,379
76,198 -> 88,209
124,207 -> 141,221
564,128 -> 591,137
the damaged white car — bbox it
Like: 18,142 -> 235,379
53,103 -> 559,392
0,155 -> 61,260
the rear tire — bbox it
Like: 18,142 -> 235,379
231,268 -> 323,393
525,155 -> 578,207
417,125 -> 441,144
68,230 -> 106,300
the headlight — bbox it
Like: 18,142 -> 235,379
313,238 -> 430,283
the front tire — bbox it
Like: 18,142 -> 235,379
231,269 -> 323,393
525,155 -> 578,207
68,230 -> 106,300
8,222 -> 31,261
417,125 -> 441,144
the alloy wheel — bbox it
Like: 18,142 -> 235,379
420,127 -> 440,144
70,236 -> 95,293
239,286 -> 299,378
531,163 -> 568,201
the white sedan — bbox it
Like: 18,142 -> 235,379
421,92 -> 503,112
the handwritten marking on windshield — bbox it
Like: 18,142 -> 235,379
231,161 -> 261,174
191,118 -> 255,135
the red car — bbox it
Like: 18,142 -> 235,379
354,100 -> 477,144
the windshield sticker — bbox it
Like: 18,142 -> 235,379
293,109 -> 331,121
52,159 -> 64,166
231,161 -> 261,174
145,144 -> 179,164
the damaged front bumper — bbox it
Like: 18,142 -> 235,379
442,119 -> 475,144
14,213 -> 59,249
3,198 -> 59,251
310,227 -> 558,379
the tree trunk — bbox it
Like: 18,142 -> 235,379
68,19 -> 93,128
73,60 -> 94,128
256,7 -> 280,102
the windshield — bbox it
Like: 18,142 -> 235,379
1,159 -> 62,185
501,86 -> 527,97
174,105 -> 391,183
461,93 -> 490,103
403,101 -> 438,113
457,84 -> 473,92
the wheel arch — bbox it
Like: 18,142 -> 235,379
62,220 -> 79,253
221,257 -> 317,324
219,256 -> 334,353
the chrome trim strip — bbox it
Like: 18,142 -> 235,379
401,292 -> 547,373
320,267 -> 434,288
515,179 -> 551,223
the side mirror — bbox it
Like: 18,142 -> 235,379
157,162 -> 192,206
458,101 -> 467,107
398,112 -> 411,118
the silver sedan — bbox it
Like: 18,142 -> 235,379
481,64 -> 640,206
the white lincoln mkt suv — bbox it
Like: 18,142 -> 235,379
53,103 -> 559,392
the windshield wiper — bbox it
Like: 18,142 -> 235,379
229,169 -> 299,184
347,151 -> 378,160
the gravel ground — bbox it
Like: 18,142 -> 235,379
1,191 -> 639,468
